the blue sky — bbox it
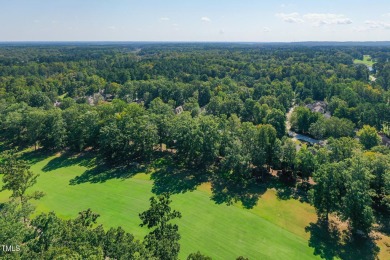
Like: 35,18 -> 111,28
1,0 -> 390,41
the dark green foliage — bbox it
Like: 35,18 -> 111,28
25,91 -> 52,108
149,97 -> 174,149
103,227 -> 149,260
255,124 -> 279,170
327,137 -> 361,162
280,137 -> 297,172
187,251 -> 212,260
377,63 -> 390,91
295,145 -> 316,181
0,158 -> 150,259
207,92 -> 244,117
0,152 -> 44,205
1,204 -> 146,259
311,162 -> 346,220
140,194 -> 182,260
28,209 -> 147,259
342,156 -> 375,234
0,201 -> 32,259
171,113 -> 221,168
265,108 -> 286,138
184,97 -> 201,117
290,106 -> 320,134
366,153 -> 390,213
63,105 -> 100,151
309,116 -> 355,139
1,43 -> 390,255
198,85 -> 211,107
99,104 -> 159,163
40,109 -> 66,150
311,154 -> 377,236
222,136 -> 252,177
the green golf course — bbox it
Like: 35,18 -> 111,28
0,152 -> 319,259
353,55 -> 375,67
1,151 -> 389,259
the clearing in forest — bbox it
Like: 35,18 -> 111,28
353,54 -> 375,67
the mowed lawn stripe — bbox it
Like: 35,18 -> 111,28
1,155 -> 318,259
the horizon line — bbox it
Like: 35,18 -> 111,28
1,40 -> 390,43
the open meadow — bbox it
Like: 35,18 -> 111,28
0,151 -> 318,259
353,55 -> 375,67
1,151 -> 389,259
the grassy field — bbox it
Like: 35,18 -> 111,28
353,55 -> 375,67
1,152 -> 389,259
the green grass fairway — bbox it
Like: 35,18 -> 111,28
0,153 -> 319,259
353,55 -> 375,67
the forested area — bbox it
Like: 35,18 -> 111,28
1,43 -> 390,259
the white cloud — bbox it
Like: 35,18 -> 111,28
365,20 -> 390,29
219,29 -> 225,35
107,26 -> 117,30
354,20 -> 390,32
201,17 -> 211,22
275,13 -> 304,23
263,27 -> 271,32
276,12 -> 352,26
160,17 -> 170,21
382,13 -> 390,17
303,13 -> 352,26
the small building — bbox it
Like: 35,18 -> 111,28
379,133 -> 390,147
306,101 -> 328,115
174,106 -> 184,115
86,93 -> 104,106
87,96 -> 94,106
54,100 -> 61,107
105,94 -> 114,102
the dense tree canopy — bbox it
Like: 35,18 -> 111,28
1,43 -> 390,255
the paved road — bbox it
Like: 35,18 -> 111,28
286,105 -> 321,145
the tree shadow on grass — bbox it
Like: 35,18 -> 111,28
69,163 -> 144,185
38,151 -> 145,185
150,157 -> 210,195
209,167 -> 313,209
271,171 -> 311,203
210,170 -> 268,209
375,212 -> 390,237
42,151 -> 96,172
19,149 -> 55,165
305,220 -> 380,260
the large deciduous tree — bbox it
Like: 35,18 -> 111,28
290,106 -> 320,134
280,138 -> 297,173
342,156 -> 375,234
0,152 -> 44,206
357,125 -> 381,150
139,194 -> 182,260
295,145 -> 316,181
99,104 -> 158,163
311,162 -> 346,221
265,108 -> 286,138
